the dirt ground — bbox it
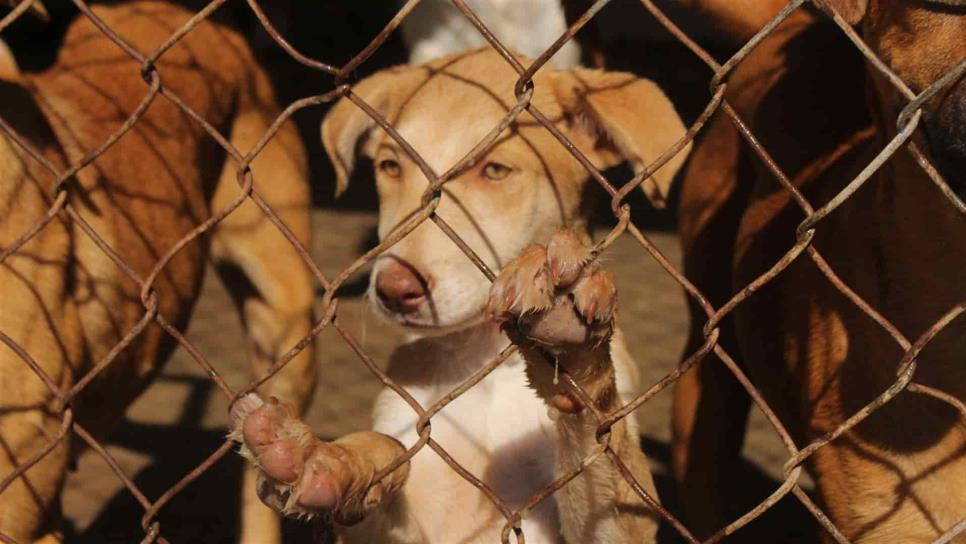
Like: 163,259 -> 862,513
60,208 -> 819,543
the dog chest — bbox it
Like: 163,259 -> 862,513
371,354 -> 563,542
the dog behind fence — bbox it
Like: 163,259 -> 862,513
0,0 -> 964,542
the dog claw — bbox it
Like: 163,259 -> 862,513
546,229 -> 592,287
502,286 -> 517,312
490,244 -> 554,317
573,269 -> 617,326
583,300 -> 597,325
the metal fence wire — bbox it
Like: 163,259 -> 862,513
1,0 -> 965,542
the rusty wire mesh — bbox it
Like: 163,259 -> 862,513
0,0 -> 964,542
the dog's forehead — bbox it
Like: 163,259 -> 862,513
416,48 -> 562,102
389,51 -> 564,171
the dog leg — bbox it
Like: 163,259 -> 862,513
230,394 -> 410,527
671,327 -> 750,538
0,142 -> 80,543
671,94 -> 756,537
0,336 -> 72,544
486,230 -> 659,544
209,105 -> 316,544
672,233 -> 752,537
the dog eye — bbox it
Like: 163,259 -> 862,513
377,159 -> 401,178
482,162 -> 512,181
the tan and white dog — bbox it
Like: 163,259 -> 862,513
0,2 -> 315,543
232,48 -> 690,543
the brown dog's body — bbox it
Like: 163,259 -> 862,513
0,3 -> 315,542
674,1 -> 965,541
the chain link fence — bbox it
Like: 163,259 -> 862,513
1,0 -> 964,542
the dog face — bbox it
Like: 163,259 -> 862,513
828,0 -> 966,191
323,49 -> 688,334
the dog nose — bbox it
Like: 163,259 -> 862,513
375,260 -> 429,314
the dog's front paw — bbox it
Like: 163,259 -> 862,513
486,229 -> 616,348
486,230 -> 618,413
230,395 -> 346,520
230,394 -> 394,524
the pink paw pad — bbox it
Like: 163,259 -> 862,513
296,455 -> 343,510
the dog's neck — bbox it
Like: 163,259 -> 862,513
386,322 -> 515,387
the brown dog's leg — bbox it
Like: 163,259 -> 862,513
486,230 -> 659,544
676,171 -> 751,534
671,316 -> 750,538
209,97 -> 316,544
0,271 -> 75,543
229,394 -> 410,526
0,142 -> 80,543
672,107 -> 754,537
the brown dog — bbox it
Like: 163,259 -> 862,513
0,2 -> 315,542
674,0 -> 965,541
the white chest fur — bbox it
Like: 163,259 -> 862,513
351,325 -> 565,543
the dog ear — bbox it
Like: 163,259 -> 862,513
321,66 -> 423,196
820,0 -> 868,25
552,69 -> 690,208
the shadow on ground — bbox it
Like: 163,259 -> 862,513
64,398 -> 817,543
63,375 -> 316,544
646,437 -> 819,543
